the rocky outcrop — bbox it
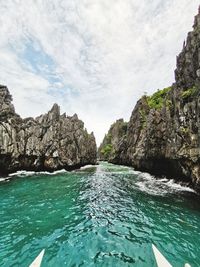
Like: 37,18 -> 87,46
0,86 -> 97,174
98,119 -> 127,163
99,9 -> 200,191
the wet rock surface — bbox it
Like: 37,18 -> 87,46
0,86 -> 97,174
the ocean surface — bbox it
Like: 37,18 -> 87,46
0,162 -> 200,267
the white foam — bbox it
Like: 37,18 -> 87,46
9,170 -> 36,177
38,169 -> 67,175
0,177 -> 9,182
135,171 -> 195,196
80,165 -> 97,170
9,168 -> 68,177
165,179 -> 194,192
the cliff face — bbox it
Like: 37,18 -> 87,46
98,119 -> 127,163
0,86 -> 97,174
99,11 -> 200,190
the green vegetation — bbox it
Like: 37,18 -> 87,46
181,86 -> 198,99
147,86 -> 172,110
110,120 -> 128,136
99,119 -> 127,160
121,122 -> 128,132
100,144 -> 113,159
166,99 -> 172,109
180,126 -> 189,134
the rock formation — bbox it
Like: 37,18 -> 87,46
0,86 -> 97,174
98,119 -> 127,162
99,10 -> 200,190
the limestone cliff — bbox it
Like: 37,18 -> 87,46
99,10 -> 200,190
0,86 -> 97,174
98,119 -> 127,163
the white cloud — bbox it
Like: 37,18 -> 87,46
0,0 -> 199,145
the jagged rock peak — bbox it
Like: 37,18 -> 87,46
0,85 -> 13,106
50,103 -> 60,115
71,113 -> 78,120
48,103 -> 60,121
175,8 -> 200,89
194,5 -> 200,26
0,86 -> 97,174
0,85 -> 15,120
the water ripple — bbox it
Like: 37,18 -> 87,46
0,162 -> 200,266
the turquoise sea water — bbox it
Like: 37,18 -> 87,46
0,162 -> 200,267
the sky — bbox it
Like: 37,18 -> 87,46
0,0 -> 199,145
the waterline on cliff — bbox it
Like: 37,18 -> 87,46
6,164 -> 99,179
2,163 -> 196,196
99,161 -> 196,196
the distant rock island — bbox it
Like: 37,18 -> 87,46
0,86 -> 97,174
99,10 -> 200,191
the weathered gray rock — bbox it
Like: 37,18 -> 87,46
100,9 -> 200,191
98,119 -> 127,163
0,86 -> 97,174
